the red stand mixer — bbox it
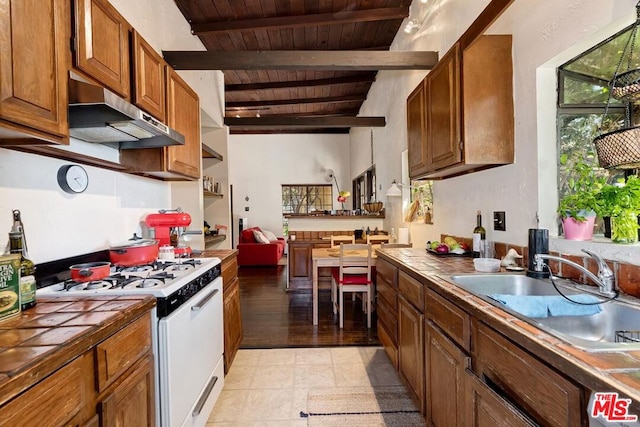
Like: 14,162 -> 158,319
145,209 -> 200,257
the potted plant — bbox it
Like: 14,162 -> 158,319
557,158 -> 606,240
596,175 -> 640,243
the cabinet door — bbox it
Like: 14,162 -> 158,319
467,370 -> 536,427
74,0 -> 131,99
166,67 -> 201,179
398,295 -> 425,413
99,354 -> 155,427
288,242 -> 313,289
407,80 -> 429,178
132,31 -> 167,122
224,276 -> 243,373
426,44 -> 461,172
426,321 -> 468,427
0,0 -> 69,142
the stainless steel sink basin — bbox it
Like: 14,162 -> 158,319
448,274 -> 640,352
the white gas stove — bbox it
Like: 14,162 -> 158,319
36,256 -> 224,427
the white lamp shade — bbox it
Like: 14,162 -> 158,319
386,182 -> 402,197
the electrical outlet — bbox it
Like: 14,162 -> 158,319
494,211 -> 506,231
244,207 -> 249,211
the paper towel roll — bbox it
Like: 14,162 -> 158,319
398,228 -> 409,244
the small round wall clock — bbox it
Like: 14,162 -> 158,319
57,164 -> 89,194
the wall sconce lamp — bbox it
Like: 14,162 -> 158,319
386,180 -> 403,197
403,19 -> 420,34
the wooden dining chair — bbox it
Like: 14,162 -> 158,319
366,234 -> 390,245
330,235 -> 355,247
331,243 -> 373,328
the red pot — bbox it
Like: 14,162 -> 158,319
109,239 -> 159,266
70,262 -> 111,282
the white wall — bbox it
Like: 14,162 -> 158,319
228,134 -> 351,245
355,0 -> 638,250
203,127 -> 232,249
0,0 -> 224,263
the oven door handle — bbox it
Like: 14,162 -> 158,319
192,375 -> 218,417
191,288 -> 219,311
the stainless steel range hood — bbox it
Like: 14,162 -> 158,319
68,80 -> 185,149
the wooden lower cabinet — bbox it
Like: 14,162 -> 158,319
222,254 -> 242,373
466,369 -> 536,427
0,312 -> 155,427
99,354 -> 155,427
473,321 -> 583,426
398,295 -> 425,413
288,242 -> 314,290
425,321 -> 468,426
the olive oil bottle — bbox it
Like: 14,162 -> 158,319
8,210 -> 36,310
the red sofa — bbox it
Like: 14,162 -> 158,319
237,227 -> 286,266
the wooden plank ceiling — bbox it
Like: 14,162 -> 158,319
171,0 -> 430,134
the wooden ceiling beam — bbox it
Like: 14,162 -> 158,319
190,7 -> 409,34
224,116 -> 386,127
163,50 -> 439,71
225,73 -> 377,92
226,95 -> 366,109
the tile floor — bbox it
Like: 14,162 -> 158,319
206,346 -> 407,426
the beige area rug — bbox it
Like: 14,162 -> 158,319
301,387 -> 426,426
278,254 -> 288,266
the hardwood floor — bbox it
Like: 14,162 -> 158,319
238,264 -> 380,348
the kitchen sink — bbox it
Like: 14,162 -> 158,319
448,274 -> 640,352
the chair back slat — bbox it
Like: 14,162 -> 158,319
338,243 -> 372,282
331,235 -> 355,247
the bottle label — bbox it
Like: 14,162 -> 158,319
472,233 -> 481,252
20,275 -> 36,307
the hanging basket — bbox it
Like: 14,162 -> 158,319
593,125 -> 640,169
611,68 -> 640,102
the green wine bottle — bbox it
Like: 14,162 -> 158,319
472,210 -> 486,258
9,210 -> 36,310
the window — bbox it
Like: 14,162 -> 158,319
557,25 -> 636,201
282,185 -> 333,214
352,166 -> 376,210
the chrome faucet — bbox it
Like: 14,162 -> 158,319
533,249 -> 617,298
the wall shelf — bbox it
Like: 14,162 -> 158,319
202,144 -> 223,163
205,234 -> 227,245
204,190 -> 223,198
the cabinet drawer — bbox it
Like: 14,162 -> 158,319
377,278 -> 397,310
473,322 -> 583,426
426,288 -> 470,352
95,313 -> 152,392
398,271 -> 424,312
375,258 -> 397,287
376,296 -> 397,343
222,256 -> 238,288
0,354 -> 88,426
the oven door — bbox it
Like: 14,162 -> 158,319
158,276 -> 224,427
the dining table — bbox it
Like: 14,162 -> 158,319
311,246 -> 377,325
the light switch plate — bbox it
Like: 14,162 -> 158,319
494,211 -> 506,231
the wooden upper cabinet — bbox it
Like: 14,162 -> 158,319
73,0 -> 131,99
0,0 -> 69,144
408,35 -> 514,180
426,44 -> 461,173
165,67 -> 201,179
132,31 -> 167,122
407,80 -> 429,178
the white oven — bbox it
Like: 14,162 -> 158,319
36,257 -> 225,427
158,275 -> 223,427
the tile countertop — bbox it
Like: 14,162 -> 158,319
0,295 -> 156,406
376,247 -> 640,409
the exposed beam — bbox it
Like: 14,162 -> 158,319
224,116 -> 386,127
226,95 -> 366,109
459,0 -> 516,49
225,74 -> 377,93
163,50 -> 439,71
190,7 -> 409,34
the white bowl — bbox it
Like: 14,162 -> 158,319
473,258 -> 501,273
